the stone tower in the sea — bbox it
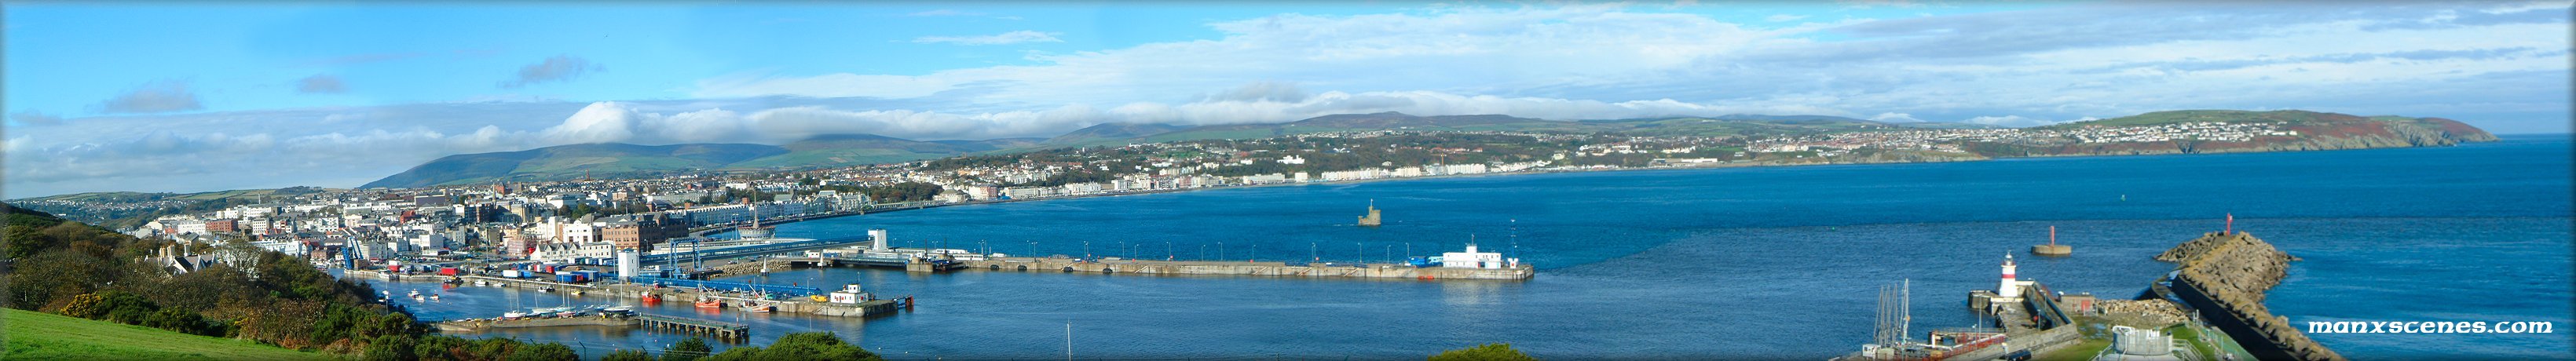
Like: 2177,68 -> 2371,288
1357,200 -> 1381,227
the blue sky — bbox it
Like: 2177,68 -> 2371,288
4,1 -> 2569,197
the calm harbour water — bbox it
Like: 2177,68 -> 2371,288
375,135 -> 2574,359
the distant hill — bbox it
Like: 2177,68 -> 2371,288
361,110 -> 2496,190
1039,122 -> 1189,148
2000,110 -> 2497,156
364,133 -> 1041,188
363,143 -> 785,188
723,134 -> 981,170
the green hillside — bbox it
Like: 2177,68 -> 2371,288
724,134 -> 982,170
2036,110 -> 2392,129
2,308 -> 333,360
1037,122 -> 1188,148
362,143 -> 787,188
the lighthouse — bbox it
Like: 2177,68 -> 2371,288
1998,253 -> 2022,299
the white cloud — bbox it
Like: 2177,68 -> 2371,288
1961,115 -> 2062,127
911,31 -> 1063,46
97,80 -> 204,114
1765,14 -> 1809,22
1868,112 -> 1925,122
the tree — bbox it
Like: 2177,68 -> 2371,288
4,224 -> 53,259
1428,343 -> 1538,361
507,342 -> 580,361
761,332 -> 881,360
663,337 -> 712,361
602,349 -> 655,361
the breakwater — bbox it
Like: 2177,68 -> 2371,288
958,257 -> 1534,280
2155,232 -> 2344,360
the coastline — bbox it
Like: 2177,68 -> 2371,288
709,139 -> 2498,235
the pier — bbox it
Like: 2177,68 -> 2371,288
636,314 -> 750,341
434,314 -> 752,342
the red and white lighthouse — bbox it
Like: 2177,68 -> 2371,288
1998,253 -> 2021,299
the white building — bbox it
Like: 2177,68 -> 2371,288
530,241 -> 618,263
1441,244 -> 1512,269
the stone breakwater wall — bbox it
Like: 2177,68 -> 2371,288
2157,232 -> 2344,361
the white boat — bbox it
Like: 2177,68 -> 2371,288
428,294 -> 441,301
408,290 -> 421,297
474,280 -> 488,286
502,310 -> 529,318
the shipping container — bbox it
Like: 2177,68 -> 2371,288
437,267 -> 459,276
502,270 -> 525,278
556,274 -> 580,283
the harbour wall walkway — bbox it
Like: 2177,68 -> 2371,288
2155,232 -> 2344,361
957,257 -> 1534,280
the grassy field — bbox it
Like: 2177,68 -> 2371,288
2,308 -> 335,360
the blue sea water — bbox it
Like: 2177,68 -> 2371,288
379,135 -> 2573,359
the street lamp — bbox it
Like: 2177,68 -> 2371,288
1083,241 -> 1092,260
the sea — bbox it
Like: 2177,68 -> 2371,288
371,134 -> 2574,359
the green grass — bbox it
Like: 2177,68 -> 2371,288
2032,338 -> 2109,361
2,308 -> 335,360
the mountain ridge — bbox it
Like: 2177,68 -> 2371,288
360,110 -> 2497,189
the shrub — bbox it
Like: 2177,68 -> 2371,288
1429,343 -> 1538,361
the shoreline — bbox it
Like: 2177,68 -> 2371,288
714,139 -> 2497,235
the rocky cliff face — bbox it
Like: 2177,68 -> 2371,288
2160,232 -> 2344,361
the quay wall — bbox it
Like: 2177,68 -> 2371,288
958,257 -> 1533,280
356,270 -> 888,318
2157,232 -> 2344,361
435,315 -> 631,333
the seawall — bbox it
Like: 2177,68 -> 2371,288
958,257 -> 1534,280
2156,232 -> 2344,361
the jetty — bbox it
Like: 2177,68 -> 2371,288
435,313 -> 756,342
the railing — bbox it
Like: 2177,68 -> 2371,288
631,276 -> 823,297
639,236 -> 870,264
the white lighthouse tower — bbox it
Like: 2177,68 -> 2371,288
1998,253 -> 2022,299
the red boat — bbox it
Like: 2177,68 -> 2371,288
694,297 -> 723,309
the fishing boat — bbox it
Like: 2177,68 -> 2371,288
694,297 -> 724,309
746,303 -> 775,312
